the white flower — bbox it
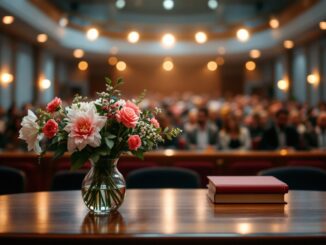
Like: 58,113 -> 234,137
19,110 -> 43,154
64,103 -> 107,152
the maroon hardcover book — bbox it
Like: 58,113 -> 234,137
207,176 -> 289,194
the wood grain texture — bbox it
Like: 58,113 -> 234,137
0,189 -> 326,244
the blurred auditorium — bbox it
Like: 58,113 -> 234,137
0,0 -> 326,192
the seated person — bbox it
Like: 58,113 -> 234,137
184,107 -> 218,150
219,114 -> 251,150
260,108 -> 300,150
304,112 -> 326,150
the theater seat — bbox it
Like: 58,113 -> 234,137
287,160 -> 325,169
258,166 -> 326,191
118,160 -> 157,178
126,167 -> 201,189
51,170 -> 87,191
0,166 -> 26,194
228,161 -> 273,175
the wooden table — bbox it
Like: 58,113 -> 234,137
0,189 -> 326,244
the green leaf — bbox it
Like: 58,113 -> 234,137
105,77 -> 112,85
52,143 -> 66,161
132,150 -> 144,160
117,77 -> 124,85
107,134 -> 116,139
71,150 -> 90,170
105,138 -> 114,149
89,152 -> 100,164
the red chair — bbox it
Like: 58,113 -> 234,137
287,160 -> 325,170
228,161 -> 273,175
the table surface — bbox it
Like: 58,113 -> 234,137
0,189 -> 326,243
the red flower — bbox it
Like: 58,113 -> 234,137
42,119 -> 58,139
126,101 -> 140,116
128,135 -> 142,151
116,107 -> 139,128
150,118 -> 160,128
46,97 -> 62,113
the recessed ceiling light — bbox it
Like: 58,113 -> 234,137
208,0 -> 218,10
116,61 -> 127,71
163,0 -> 174,10
39,79 -> 51,90
127,31 -> 140,43
163,60 -> 174,71
236,28 -> 250,42
78,61 -> 88,71
161,33 -> 175,48
283,40 -> 294,49
195,32 -> 207,44
249,49 -> 261,59
73,49 -> 84,58
2,16 -> 14,25
245,61 -> 256,71
319,21 -> 326,30
277,79 -> 288,91
269,18 -> 279,29
108,57 -> 118,66
207,61 -> 218,71
37,34 -> 48,43
307,74 -> 319,85
86,28 -> 99,41
1,73 -> 14,85
116,0 -> 126,9
59,16 -> 69,27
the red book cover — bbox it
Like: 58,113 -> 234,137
207,176 -> 289,194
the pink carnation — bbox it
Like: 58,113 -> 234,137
46,97 -> 62,113
128,135 -> 141,151
42,119 -> 58,139
126,100 -> 140,116
116,107 -> 139,128
150,118 -> 160,128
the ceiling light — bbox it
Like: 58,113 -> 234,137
208,0 -> 218,10
2,16 -> 14,25
86,28 -> 99,41
319,21 -> 326,30
207,61 -> 218,71
249,49 -> 261,59
37,34 -> 48,43
245,61 -> 256,71
161,33 -> 175,48
116,61 -> 127,71
108,57 -> 118,66
127,31 -> 140,43
39,79 -> 51,90
78,61 -> 88,71
116,0 -> 126,9
269,18 -> 279,29
236,28 -> 250,42
216,57 -> 224,65
307,74 -> 319,85
195,32 -> 207,44
277,79 -> 288,91
1,73 -> 13,85
73,49 -> 84,58
163,0 -> 174,10
59,17 -> 68,27
283,40 -> 294,49
163,60 -> 174,71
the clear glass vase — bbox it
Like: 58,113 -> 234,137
81,158 -> 126,215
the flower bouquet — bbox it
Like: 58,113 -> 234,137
19,78 -> 181,214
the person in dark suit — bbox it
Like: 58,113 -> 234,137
260,108 -> 300,150
304,112 -> 326,150
184,107 -> 218,150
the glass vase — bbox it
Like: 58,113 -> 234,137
81,158 -> 126,215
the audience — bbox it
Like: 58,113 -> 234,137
1,93 -> 326,152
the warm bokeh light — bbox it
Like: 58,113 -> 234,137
283,40 -> 294,49
2,16 -> 14,25
250,49 -> 261,59
127,31 -> 140,43
216,57 -> 225,65
163,60 -> 174,71
245,61 -> 256,71
86,28 -> 99,41
320,21 -> 326,30
1,73 -> 13,85
269,18 -> 279,29
37,34 -> 48,43
108,56 -> 118,66
110,46 -> 119,55
217,47 -> 226,55
78,61 -> 88,71
59,17 -> 68,27
163,0 -> 174,10
207,61 -> 218,71
307,74 -> 319,85
195,32 -> 207,44
277,79 -> 289,91
236,28 -> 250,42
208,0 -> 218,10
116,0 -> 126,9
39,79 -> 51,90
73,49 -> 84,58
116,61 -> 127,71
161,33 -> 175,48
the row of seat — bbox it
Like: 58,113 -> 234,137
1,165 -> 326,195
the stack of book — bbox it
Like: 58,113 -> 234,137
207,176 -> 288,204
